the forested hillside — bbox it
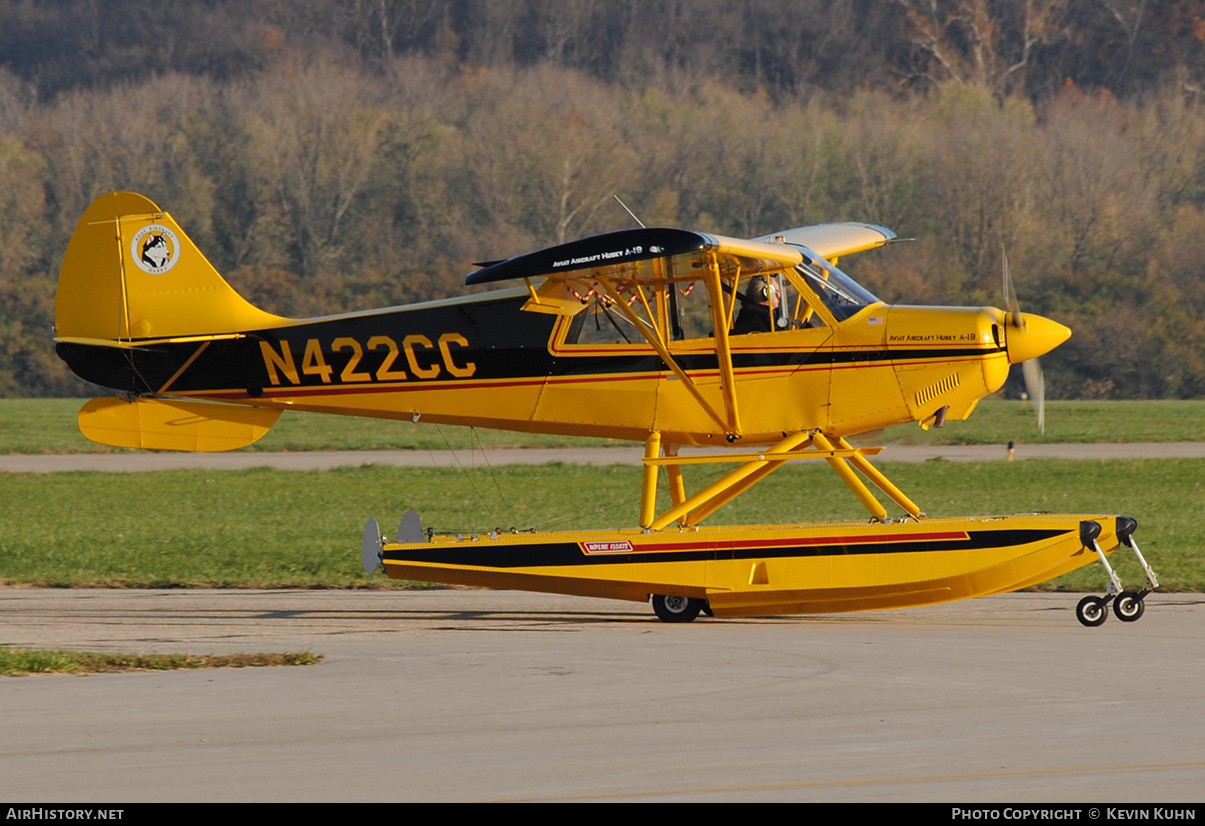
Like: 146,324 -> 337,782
1,0 -> 1202,398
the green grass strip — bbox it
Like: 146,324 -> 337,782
1,460 -> 1202,591
0,648 -> 321,677
2,398 -> 1204,454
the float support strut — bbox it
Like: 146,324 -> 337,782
811,432 -> 888,520
665,444 -> 686,510
648,431 -> 813,531
640,431 -> 662,528
835,436 -> 923,518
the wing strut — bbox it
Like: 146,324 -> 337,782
594,275 -> 734,437
703,252 -> 741,433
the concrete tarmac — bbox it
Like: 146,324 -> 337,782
3,588 -> 1204,802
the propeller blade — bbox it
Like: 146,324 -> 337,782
1002,246 -> 1024,330
1002,245 -> 1009,310
1022,358 -> 1046,434
1003,246 -> 1052,433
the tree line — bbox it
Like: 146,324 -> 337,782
3,1 -> 1203,103
0,3 -> 1202,399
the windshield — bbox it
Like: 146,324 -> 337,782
793,247 -> 881,322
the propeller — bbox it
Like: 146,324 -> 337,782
1021,357 -> 1045,434
1001,247 -> 1064,434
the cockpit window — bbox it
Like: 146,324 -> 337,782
792,249 -> 881,322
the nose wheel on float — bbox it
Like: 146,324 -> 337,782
1076,590 -> 1148,627
1074,517 -> 1159,628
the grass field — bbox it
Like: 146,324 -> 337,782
0,398 -> 622,454
1,459 -> 1200,592
1,398 -> 1203,454
880,399 -> 1205,445
0,649 -> 321,676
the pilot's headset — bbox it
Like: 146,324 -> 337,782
748,276 -> 777,303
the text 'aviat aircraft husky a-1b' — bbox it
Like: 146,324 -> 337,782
55,192 -> 1160,626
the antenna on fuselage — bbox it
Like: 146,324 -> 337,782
613,195 -> 646,229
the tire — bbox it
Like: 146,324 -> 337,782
652,594 -> 702,623
1076,595 -> 1108,627
1113,591 -> 1145,623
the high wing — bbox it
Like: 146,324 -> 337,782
465,223 -> 896,287
466,227 -> 803,286
751,222 -> 898,263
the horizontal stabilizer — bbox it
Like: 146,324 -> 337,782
78,397 -> 281,452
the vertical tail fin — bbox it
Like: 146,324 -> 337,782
57,193 -> 288,452
56,192 -> 287,343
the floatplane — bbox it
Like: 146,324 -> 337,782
55,192 -> 1159,625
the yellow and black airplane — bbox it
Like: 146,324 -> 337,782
55,192 -> 1159,625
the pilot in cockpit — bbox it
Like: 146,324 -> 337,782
732,275 -> 782,335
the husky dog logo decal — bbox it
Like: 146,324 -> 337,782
130,224 -> 181,274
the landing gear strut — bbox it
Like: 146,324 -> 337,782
1074,517 -> 1158,628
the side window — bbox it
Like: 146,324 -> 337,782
672,279 -> 713,340
564,278 -> 715,345
568,296 -> 638,345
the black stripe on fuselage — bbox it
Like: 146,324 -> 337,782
382,528 -> 1067,569
56,287 -> 1006,394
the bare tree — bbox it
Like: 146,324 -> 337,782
244,60 -> 390,277
896,0 -> 1070,96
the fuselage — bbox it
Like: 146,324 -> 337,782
57,283 -> 1042,447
